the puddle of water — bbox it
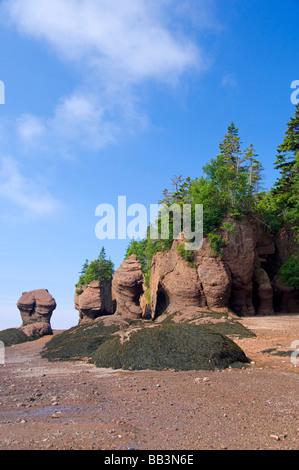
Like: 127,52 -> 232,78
0,403 -> 110,421
24,406 -> 72,418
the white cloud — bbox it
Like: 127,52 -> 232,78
50,92 -> 119,149
4,0 -> 201,85
2,0 -> 215,154
0,156 -> 60,217
17,114 -> 46,141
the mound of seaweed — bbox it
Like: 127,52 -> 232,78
42,316 -> 130,362
159,311 -> 256,339
91,323 -> 249,371
204,320 -> 255,338
0,328 -> 32,347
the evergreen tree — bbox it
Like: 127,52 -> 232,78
274,103 -> 299,193
76,248 -> 114,286
80,259 -> 89,276
218,121 -> 243,174
267,104 -> 299,233
244,144 -> 264,197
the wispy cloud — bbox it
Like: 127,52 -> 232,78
0,156 -> 60,217
4,0 -> 201,85
17,114 -> 46,142
2,0 -> 213,153
0,1 -> 219,217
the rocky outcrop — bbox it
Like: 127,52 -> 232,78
74,217 -> 298,324
147,215 -> 298,318
253,268 -> 274,315
17,289 -> 56,338
220,216 -> 259,315
112,255 -> 144,319
150,239 -> 206,319
195,238 -> 232,313
75,281 -> 115,324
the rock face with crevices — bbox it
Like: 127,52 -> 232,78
17,289 -> 56,338
75,280 -> 115,324
220,215 -> 259,315
150,239 -> 206,319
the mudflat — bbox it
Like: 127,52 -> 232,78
0,315 -> 298,450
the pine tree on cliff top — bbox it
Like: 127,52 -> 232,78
76,247 -> 114,286
274,103 -> 299,193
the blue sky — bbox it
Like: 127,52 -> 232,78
0,0 -> 298,330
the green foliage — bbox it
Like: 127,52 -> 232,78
76,247 -> 114,287
260,104 -> 299,237
123,122 -> 268,269
208,230 -> 228,258
280,252 -> 299,289
176,243 -> 195,265
256,192 -> 282,233
274,103 -> 299,194
125,239 -> 148,272
122,112 -> 298,277
190,178 -> 227,235
221,222 -> 237,235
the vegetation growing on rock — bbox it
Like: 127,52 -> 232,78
76,247 -> 114,288
125,107 -> 299,290
0,328 -> 33,347
91,323 -> 249,371
42,316 -> 129,362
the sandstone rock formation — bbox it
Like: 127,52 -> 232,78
221,216 -> 259,315
150,239 -> 206,319
195,238 -> 232,313
17,289 -> 56,338
253,268 -> 274,315
112,255 -> 144,319
147,215 -> 298,318
75,280 -> 115,324
272,275 -> 299,313
74,216 -> 298,323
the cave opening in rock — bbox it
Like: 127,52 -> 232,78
155,284 -> 170,318
133,291 -> 142,307
252,278 -> 260,314
260,253 -> 279,282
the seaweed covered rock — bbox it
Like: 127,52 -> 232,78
75,280 -> 115,324
112,255 -> 144,319
91,323 -> 249,371
17,289 -> 56,339
42,315 -> 130,362
0,328 -> 33,347
155,307 -> 255,338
